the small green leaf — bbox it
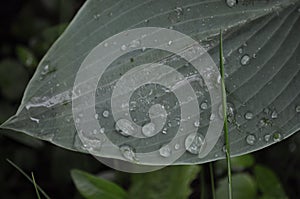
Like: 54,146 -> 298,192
254,165 -> 287,199
230,154 -> 255,169
71,169 -> 128,199
216,173 -> 257,199
16,45 -> 38,68
129,165 -> 200,199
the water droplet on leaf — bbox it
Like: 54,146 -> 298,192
102,110 -> 109,118
30,117 -> 40,124
115,119 -> 136,136
264,134 -> 271,142
129,39 -> 141,48
121,45 -> 127,51
226,0 -> 237,8
240,54 -> 250,65
244,112 -> 254,120
271,110 -> 278,119
120,145 -> 137,162
142,122 -> 156,137
185,133 -> 206,154
273,132 -> 282,142
295,105 -> 300,113
200,102 -> 208,110
159,145 -> 171,157
246,134 -> 256,145
194,121 -> 200,127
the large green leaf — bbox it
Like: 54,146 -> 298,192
71,169 -> 128,199
254,165 -> 287,199
129,165 -> 200,199
216,173 -> 257,199
1,0 -> 300,165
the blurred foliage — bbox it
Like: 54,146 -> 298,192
0,0 -> 299,199
71,169 -> 128,199
129,166 -> 200,199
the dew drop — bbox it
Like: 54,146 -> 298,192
41,63 -> 51,76
200,102 -> 208,110
226,0 -> 237,8
258,118 -> 270,128
30,117 -> 40,124
295,105 -> 300,113
264,134 -> 271,142
120,145 -> 137,162
93,14 -> 100,20
244,112 -> 254,120
159,145 -> 171,157
121,44 -> 127,51
99,128 -> 105,134
129,39 -> 141,48
219,102 -> 236,123
174,144 -> 180,150
238,48 -> 243,54
95,114 -> 99,119
168,41 -> 173,46
240,54 -> 250,65
102,110 -> 109,118
142,122 -> 156,137
194,121 -> 200,128
273,132 -> 282,142
246,134 -> 256,145
210,114 -> 215,121
174,7 -> 183,16
226,102 -> 235,116
115,119 -> 136,136
271,110 -> 278,119
185,133 -> 206,154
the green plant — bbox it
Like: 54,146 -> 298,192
0,0 -> 299,198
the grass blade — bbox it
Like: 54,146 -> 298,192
219,30 -> 233,199
32,172 -> 41,199
6,159 -> 51,199
209,163 -> 216,199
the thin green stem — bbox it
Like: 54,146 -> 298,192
7,159 -> 51,199
209,163 -> 216,199
219,30 -> 233,199
32,172 -> 41,199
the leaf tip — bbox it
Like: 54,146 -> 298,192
0,115 -> 18,130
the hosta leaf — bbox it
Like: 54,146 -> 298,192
1,0 -> 300,165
